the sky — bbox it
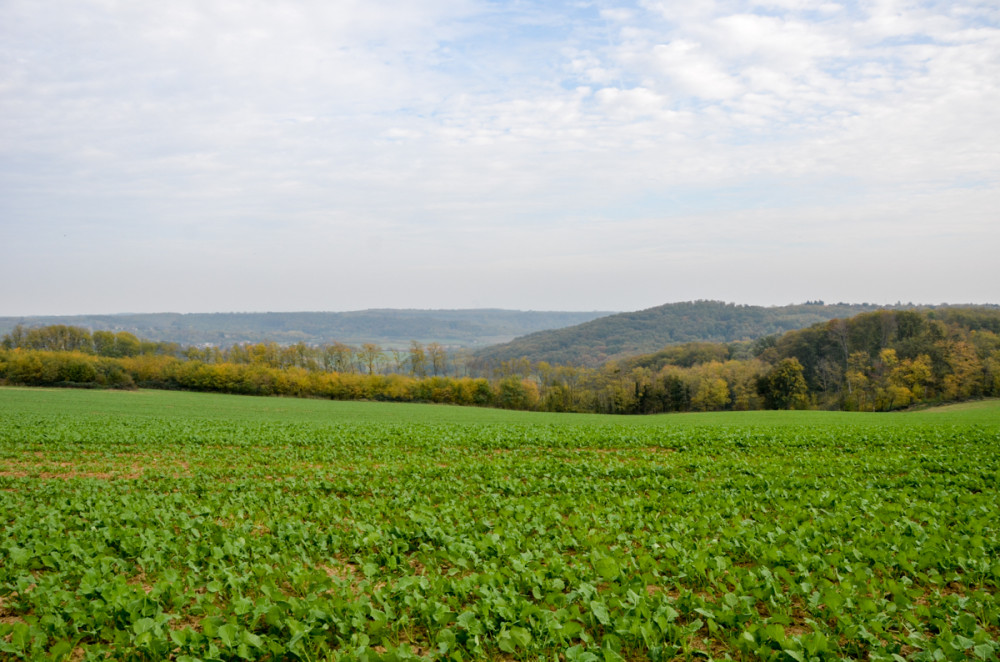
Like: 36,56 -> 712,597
2,0 -> 998,315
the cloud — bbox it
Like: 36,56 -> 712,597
1,0 -> 998,314
594,86 -> 669,118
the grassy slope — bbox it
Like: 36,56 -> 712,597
3,386 -> 998,428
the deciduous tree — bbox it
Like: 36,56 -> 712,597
759,358 -> 809,409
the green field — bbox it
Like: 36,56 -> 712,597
1,388 -> 998,661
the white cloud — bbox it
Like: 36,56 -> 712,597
595,86 -> 669,118
650,40 -> 745,99
710,13 -> 845,70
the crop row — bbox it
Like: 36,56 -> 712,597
1,404 -> 998,660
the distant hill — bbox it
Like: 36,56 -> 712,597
0,309 -> 613,349
472,301 -> 929,367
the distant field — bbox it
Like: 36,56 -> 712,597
1,388 -> 998,660
911,399 -> 1000,415
4,386 -> 998,426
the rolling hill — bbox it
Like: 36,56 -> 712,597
0,309 -> 613,349
471,301 -> 915,367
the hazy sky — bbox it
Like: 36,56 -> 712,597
2,0 -> 998,315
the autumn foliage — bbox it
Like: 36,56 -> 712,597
3,307 -> 999,413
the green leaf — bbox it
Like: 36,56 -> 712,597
510,626 -> 531,649
566,644 -> 600,662
218,623 -> 238,648
957,613 -> 977,634
241,630 -> 263,648
955,635 -> 977,650
8,547 -> 29,566
594,556 -> 620,581
436,628 -> 455,653
10,622 -> 31,649
602,649 -> 626,662
590,601 -> 611,626
784,649 -> 805,662
497,632 -> 515,654
133,617 -> 156,635
201,616 -> 223,638
170,628 -> 191,647
822,589 -> 844,611
973,644 -> 993,660
49,640 -> 74,659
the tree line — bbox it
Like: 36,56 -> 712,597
0,325 -> 457,377
2,307 -> 999,413
576,307 -> 1000,413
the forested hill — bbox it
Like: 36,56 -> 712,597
472,301 -> 920,367
0,309 -> 612,349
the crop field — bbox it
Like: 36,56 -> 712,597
1,388 -> 999,661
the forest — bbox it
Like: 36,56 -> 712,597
470,300 -> 911,367
0,309 -> 610,349
2,307 -> 999,414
